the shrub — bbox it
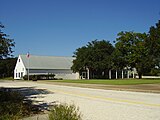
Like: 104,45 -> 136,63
49,103 -> 82,120
0,90 -> 24,119
0,89 -> 39,120
0,114 -> 20,120
23,74 -> 55,80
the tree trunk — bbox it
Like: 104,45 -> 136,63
138,72 -> 142,79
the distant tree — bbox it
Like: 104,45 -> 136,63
115,31 -> 151,79
0,22 -> 15,59
71,40 -> 115,79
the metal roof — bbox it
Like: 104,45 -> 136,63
20,55 -> 74,70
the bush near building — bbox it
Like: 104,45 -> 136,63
23,74 -> 55,80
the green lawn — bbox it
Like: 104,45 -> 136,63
0,77 -> 14,80
47,79 -> 160,85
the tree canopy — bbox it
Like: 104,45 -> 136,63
72,20 -> 160,79
114,31 -> 150,78
71,40 -> 115,79
0,23 -> 15,59
146,20 -> 160,68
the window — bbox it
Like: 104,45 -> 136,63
19,59 -> 20,62
21,72 -> 23,78
16,73 -> 17,77
19,73 -> 20,78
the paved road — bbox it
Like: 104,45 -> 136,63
0,81 -> 160,120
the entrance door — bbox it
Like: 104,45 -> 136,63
82,72 -> 87,79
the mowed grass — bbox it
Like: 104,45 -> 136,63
0,77 -> 14,80
47,79 -> 160,85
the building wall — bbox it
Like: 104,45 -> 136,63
14,55 -> 79,80
28,69 -> 72,74
28,69 -> 79,79
14,57 -> 79,79
55,72 -> 79,79
14,56 -> 27,79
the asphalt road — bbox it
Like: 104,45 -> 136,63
0,81 -> 160,120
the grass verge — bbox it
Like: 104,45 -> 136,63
45,79 -> 160,85
0,77 -> 14,80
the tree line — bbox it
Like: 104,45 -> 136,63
0,20 -> 160,79
71,20 -> 160,79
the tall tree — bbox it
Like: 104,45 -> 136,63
0,23 -> 15,59
71,40 -> 115,79
146,20 -> 160,68
115,31 -> 150,79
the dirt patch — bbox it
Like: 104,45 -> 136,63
38,81 -> 160,94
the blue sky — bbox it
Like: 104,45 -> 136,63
0,0 -> 160,57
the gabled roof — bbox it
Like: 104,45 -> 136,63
20,55 -> 74,70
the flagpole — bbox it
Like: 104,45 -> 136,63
28,57 -> 29,80
27,52 -> 30,81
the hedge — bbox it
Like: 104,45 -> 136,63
23,74 -> 55,80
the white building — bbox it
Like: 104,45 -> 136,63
14,55 -> 79,80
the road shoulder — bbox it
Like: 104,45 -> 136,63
38,81 -> 160,94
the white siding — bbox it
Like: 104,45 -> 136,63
55,72 -> 79,79
14,55 -> 79,80
14,56 -> 26,79
28,69 -> 72,74
27,69 -> 79,79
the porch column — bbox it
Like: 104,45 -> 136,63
122,70 -> 124,79
116,70 -> 118,79
109,70 -> 111,79
127,70 -> 129,79
87,68 -> 90,79
133,71 -> 135,78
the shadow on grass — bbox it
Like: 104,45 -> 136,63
0,87 -> 56,113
